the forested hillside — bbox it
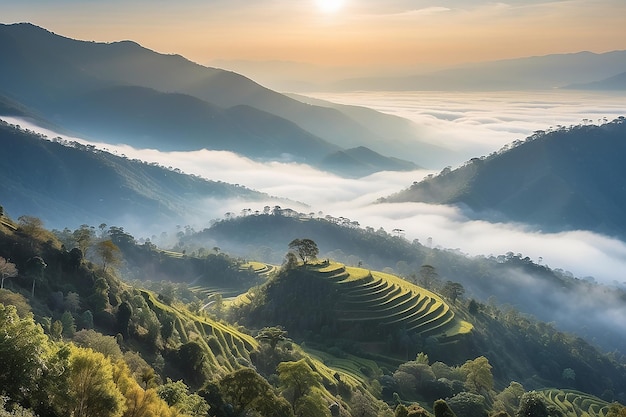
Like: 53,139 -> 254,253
185,210 -> 626,356
383,118 -> 626,239
1,208 -> 626,417
0,120 -> 268,229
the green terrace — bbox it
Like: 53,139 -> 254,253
310,262 -> 472,341
537,388 -> 614,417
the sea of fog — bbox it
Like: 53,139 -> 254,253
4,90 -> 626,286
307,89 -> 626,165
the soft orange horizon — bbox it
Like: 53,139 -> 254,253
3,1 -> 626,73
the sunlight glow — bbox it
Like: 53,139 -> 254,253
315,0 -> 344,14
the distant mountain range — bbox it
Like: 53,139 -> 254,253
328,50 -> 626,91
565,71 -> 626,90
382,118 -> 626,239
0,120 -> 270,230
0,22 -> 432,175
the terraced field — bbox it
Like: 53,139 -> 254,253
537,389 -> 614,417
229,262 -> 277,306
139,289 -> 258,374
313,263 -> 472,341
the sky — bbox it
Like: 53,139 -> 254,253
3,0 -> 626,73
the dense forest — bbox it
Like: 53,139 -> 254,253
1,207 -> 626,417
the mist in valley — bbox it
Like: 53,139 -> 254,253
5,91 -> 626,289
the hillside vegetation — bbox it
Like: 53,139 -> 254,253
1,209 -> 626,417
383,118 -> 626,239
0,120 -> 268,229
185,210 -> 626,357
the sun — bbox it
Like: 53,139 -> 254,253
315,0 -> 345,14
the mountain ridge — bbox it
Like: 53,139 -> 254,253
0,22 -> 435,173
382,118 -> 626,238
0,120 -> 271,230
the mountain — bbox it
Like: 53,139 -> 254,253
319,146 -> 420,178
382,118 -> 626,239
565,71 -> 626,90
0,22 -> 434,171
287,93 -> 452,167
55,85 -> 340,160
0,120 -> 271,231
328,50 -> 626,91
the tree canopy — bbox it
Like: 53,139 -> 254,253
288,238 -> 319,265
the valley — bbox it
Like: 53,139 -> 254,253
1,16 -> 626,417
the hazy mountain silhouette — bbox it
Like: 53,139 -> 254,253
383,118 -> 626,239
0,23 -> 429,172
55,85 -> 340,161
320,146 -> 419,178
565,71 -> 626,90
0,120 -> 270,230
329,51 -> 626,91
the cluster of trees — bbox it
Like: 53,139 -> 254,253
3,211 -> 626,417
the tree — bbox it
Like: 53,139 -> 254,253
0,257 -> 17,289
176,341 -> 207,387
461,356 -> 494,395
157,379 -> 209,417
96,240 -> 122,273
17,215 -> 46,240
607,403 -> 626,417
0,304 -> 50,402
65,345 -> 126,417
277,359 -> 323,411
441,281 -> 464,304
256,326 -> 288,350
288,239 -> 319,265
515,392 -> 548,417
434,400 -> 457,417
0,289 -> 31,317
219,368 -> 275,417
26,256 -> 46,298
73,225 -> 95,255
418,265 -> 440,290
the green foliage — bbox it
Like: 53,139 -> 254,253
72,329 -> 123,359
440,282 -> 464,304
288,238 -> 320,265
256,326 -> 289,350
157,379 -> 209,416
65,345 -> 126,417
461,356 -> 494,395
494,382 -> 525,416
0,396 -> 37,417
0,304 -> 50,401
219,368 -> 277,417
434,400 -> 457,417
278,359 -> 324,410
516,392 -> 548,417
447,392 -> 488,417
0,290 -> 30,317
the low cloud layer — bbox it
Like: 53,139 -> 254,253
4,90 -> 626,286
308,90 -> 626,166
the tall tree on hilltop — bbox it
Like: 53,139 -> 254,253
96,240 -> 121,273
441,281 -> 465,304
288,238 -> 319,265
